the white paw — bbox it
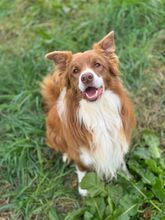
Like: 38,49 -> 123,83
62,153 -> 70,164
78,187 -> 88,197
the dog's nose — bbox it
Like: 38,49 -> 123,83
81,72 -> 94,84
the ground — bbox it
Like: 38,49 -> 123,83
0,0 -> 165,219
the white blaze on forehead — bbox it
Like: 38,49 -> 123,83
78,68 -> 104,92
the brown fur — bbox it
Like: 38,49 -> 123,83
41,31 -> 136,171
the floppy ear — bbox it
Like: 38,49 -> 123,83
93,31 -> 115,53
45,51 -> 72,69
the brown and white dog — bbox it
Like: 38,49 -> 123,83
41,31 -> 136,196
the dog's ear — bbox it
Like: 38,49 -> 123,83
93,31 -> 115,53
45,51 -> 72,69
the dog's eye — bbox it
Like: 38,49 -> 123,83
95,62 -> 101,68
73,68 -> 79,74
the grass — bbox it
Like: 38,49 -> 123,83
0,0 -> 165,219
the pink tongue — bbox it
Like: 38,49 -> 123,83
85,87 -> 97,97
83,87 -> 103,101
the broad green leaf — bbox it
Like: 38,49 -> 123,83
80,172 -> 105,197
145,159 -> 162,174
107,184 -> 123,206
143,130 -> 160,148
84,197 -> 106,220
84,211 -> 93,220
128,161 -> 157,185
93,197 -> 106,220
149,145 -> 161,159
117,213 -> 130,220
106,211 -> 130,220
152,179 -> 165,202
160,158 -> 165,169
85,198 -> 98,215
64,208 -> 86,220
105,196 -> 114,215
143,130 -> 160,158
119,194 -> 139,217
106,209 -> 123,220
142,171 -> 157,185
106,208 -> 131,220
132,147 -> 150,160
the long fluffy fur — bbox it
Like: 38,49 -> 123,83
41,33 -> 136,179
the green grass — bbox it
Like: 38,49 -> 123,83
0,0 -> 165,219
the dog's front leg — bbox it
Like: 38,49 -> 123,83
76,166 -> 87,196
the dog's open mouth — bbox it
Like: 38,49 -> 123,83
82,87 -> 103,101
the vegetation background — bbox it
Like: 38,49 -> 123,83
0,0 -> 165,219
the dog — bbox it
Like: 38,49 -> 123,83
41,31 -> 136,196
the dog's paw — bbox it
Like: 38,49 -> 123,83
62,153 -> 70,164
78,187 -> 88,197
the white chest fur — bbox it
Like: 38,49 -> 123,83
78,90 -> 128,179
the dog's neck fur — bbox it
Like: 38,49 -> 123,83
57,88 -> 128,178
78,90 -> 128,178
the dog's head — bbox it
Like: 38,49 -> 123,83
46,31 -> 119,102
